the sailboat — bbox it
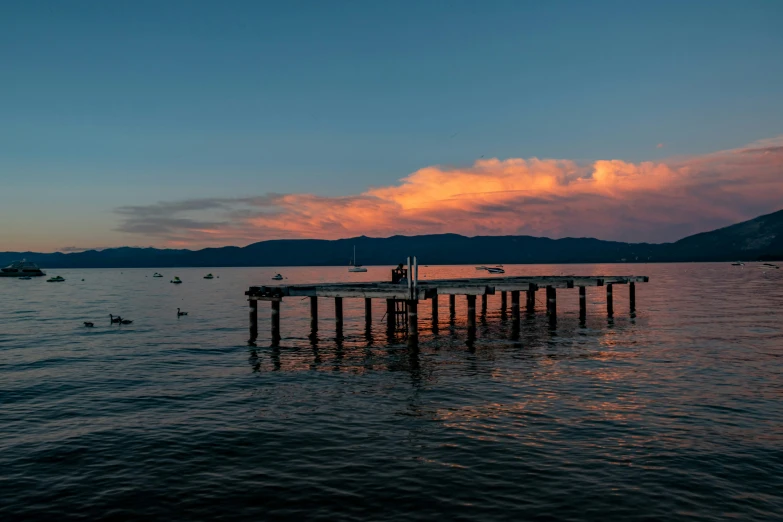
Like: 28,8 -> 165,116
348,246 -> 367,272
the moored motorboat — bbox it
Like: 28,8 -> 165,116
46,275 -> 65,282
486,267 -> 505,274
1,259 -> 46,277
171,276 -> 183,284
18,276 -> 32,280
272,273 -> 283,280
153,272 -> 163,277
731,262 -> 744,266
204,273 -> 215,279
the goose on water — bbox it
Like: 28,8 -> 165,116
120,319 -> 133,325
84,322 -> 94,327
177,308 -> 188,316
109,314 -> 121,323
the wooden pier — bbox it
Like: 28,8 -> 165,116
246,260 -> 649,346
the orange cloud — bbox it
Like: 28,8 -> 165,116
115,137 -> 783,246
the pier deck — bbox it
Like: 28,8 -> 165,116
246,274 -> 649,345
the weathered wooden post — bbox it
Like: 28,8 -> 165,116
310,296 -> 318,333
501,291 -> 507,314
467,295 -> 476,330
386,298 -> 395,332
606,283 -> 613,316
546,286 -> 557,316
364,298 -> 372,329
431,294 -> 439,329
407,299 -> 418,343
249,299 -> 258,342
579,286 -> 586,321
335,297 -> 344,335
526,284 -> 536,315
481,294 -> 488,316
511,290 -> 520,326
449,294 -> 456,318
271,299 -> 281,345
629,282 -> 636,312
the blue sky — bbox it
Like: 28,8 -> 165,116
2,1 -> 782,251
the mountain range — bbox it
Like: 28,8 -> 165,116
3,209 -> 782,269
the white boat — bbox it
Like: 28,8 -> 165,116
731,262 -> 744,266
46,275 -> 65,282
153,272 -> 163,278
1,259 -> 46,277
204,273 -> 214,279
348,246 -> 367,272
486,267 -> 505,274
171,276 -> 182,284
272,273 -> 283,280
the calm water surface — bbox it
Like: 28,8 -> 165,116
1,263 -> 782,520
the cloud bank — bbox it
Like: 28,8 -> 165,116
115,137 -> 783,246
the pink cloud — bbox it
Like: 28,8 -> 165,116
116,136 -> 783,246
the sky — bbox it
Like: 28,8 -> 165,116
1,0 -> 782,252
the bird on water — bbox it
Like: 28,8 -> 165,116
120,319 -> 133,325
177,308 -> 188,316
109,314 -> 121,323
84,322 -> 94,327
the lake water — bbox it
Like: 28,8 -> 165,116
1,263 -> 782,520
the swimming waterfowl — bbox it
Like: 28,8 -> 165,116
109,314 -> 121,323
177,308 -> 188,316
84,322 -> 94,327
120,319 -> 133,325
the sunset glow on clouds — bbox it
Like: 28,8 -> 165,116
115,137 -> 783,247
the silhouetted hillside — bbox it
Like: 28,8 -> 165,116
2,209 -> 781,268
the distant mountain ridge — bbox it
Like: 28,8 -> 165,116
2,209 -> 782,268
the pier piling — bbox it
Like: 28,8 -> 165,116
364,298 -> 372,329
606,284 -> 614,317
579,286 -> 586,321
501,291 -> 507,314
511,290 -> 520,326
335,297 -> 344,336
546,286 -> 557,317
629,282 -> 636,313
408,300 -> 418,342
467,295 -> 477,330
249,300 -> 258,343
431,295 -> 439,330
271,300 -> 281,345
449,294 -> 456,319
309,296 -> 318,333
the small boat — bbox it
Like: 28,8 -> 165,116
47,276 -> 65,282
731,262 -> 744,266
1,259 -> 46,277
153,272 -> 163,278
348,246 -> 368,272
170,277 -> 182,284
486,267 -> 505,274
761,263 -> 780,269
18,276 -> 32,280
272,274 -> 283,280
204,273 -> 214,279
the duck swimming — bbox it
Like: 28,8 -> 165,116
109,314 -> 121,323
177,308 -> 188,316
84,322 -> 94,327
119,319 -> 133,325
